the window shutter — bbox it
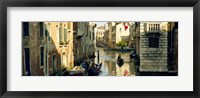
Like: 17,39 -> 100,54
64,28 -> 67,44
59,26 -> 63,44
40,22 -> 43,37
56,25 -> 59,43
23,22 -> 29,36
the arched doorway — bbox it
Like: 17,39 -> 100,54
52,54 -> 57,74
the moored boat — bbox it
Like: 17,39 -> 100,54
88,63 -> 102,76
69,66 -> 85,76
130,51 -> 137,59
117,58 -> 124,67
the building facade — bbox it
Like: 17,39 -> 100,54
108,22 -> 116,48
108,22 -> 131,49
22,22 -> 46,76
73,22 -> 96,66
96,26 -> 105,42
44,22 -> 74,75
22,22 -> 74,76
135,22 -> 140,55
139,22 -> 169,72
128,23 -> 136,48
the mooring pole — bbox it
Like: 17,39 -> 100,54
97,50 -> 99,63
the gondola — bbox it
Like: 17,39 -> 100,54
134,57 -> 140,65
88,63 -> 102,76
69,66 -> 85,76
117,58 -> 124,67
130,51 -> 137,59
130,52 -> 136,59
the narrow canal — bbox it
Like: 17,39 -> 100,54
95,47 -> 136,76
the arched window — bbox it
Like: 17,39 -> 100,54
52,54 -> 57,72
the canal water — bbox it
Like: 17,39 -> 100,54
95,47 -> 136,76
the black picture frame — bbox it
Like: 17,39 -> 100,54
0,0 -> 199,98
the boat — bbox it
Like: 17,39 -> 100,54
69,66 -> 85,76
80,62 -> 89,70
88,63 -> 102,76
117,58 -> 124,67
130,51 -> 136,59
133,56 -> 140,65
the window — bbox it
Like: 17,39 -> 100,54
40,22 -> 43,37
89,31 -> 91,39
86,25 -> 88,36
64,27 -> 67,44
59,24 -> 64,45
149,38 -> 159,48
148,33 -> 160,48
45,29 -> 48,37
47,23 -> 51,42
24,48 -> 30,73
45,24 -> 48,37
23,22 -> 29,36
92,32 -> 95,40
112,26 -> 114,32
68,22 -> 71,29
48,29 -> 51,42
56,25 -> 59,43
45,53 -> 48,74
40,47 -> 44,66
52,54 -> 57,72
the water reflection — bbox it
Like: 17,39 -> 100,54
95,48 -> 135,76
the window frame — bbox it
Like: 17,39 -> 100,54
22,22 -> 29,37
40,46 -> 44,68
39,22 -> 44,37
23,47 -> 30,75
148,33 -> 160,48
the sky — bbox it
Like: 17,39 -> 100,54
95,22 -> 107,26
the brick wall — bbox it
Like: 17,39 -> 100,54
139,22 -> 168,72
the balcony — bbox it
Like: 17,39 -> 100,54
145,24 -> 161,34
59,40 -> 70,47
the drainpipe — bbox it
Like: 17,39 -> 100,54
97,50 -> 99,63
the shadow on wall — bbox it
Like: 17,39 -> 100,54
168,22 -> 178,72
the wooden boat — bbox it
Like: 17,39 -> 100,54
88,63 -> 102,76
117,58 -> 124,67
69,66 -> 85,76
133,56 -> 140,65
130,51 -> 136,59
